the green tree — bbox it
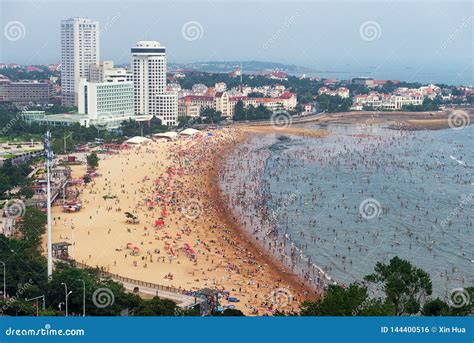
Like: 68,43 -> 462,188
200,107 -> 222,124
86,152 -> 99,169
364,256 -> 432,315
133,296 -> 178,316
422,298 -> 450,316
317,94 -> 352,113
300,284 -> 393,316
233,100 -> 246,121
177,116 -> 194,128
18,207 -> 47,246
18,185 -> 34,199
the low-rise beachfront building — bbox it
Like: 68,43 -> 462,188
0,79 -> 54,103
178,91 -> 297,119
22,77 -> 135,129
352,91 -> 423,111
22,111 -> 90,127
318,87 -> 350,98
77,78 -> 135,128
214,82 -> 227,92
179,95 -> 214,118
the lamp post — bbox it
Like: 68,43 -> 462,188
0,261 -> 5,300
63,132 -> 72,154
71,223 -> 76,259
25,295 -> 45,316
45,131 -> 54,280
77,279 -> 85,316
61,282 -> 72,316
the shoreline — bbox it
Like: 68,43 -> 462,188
217,131 -> 333,294
210,131 -> 318,298
311,109 -> 474,130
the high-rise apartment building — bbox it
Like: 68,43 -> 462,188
61,17 -> 100,106
131,41 -> 177,126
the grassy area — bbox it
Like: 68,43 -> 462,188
0,153 -> 15,159
0,134 -> 43,143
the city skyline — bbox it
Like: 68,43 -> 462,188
1,0 -> 472,85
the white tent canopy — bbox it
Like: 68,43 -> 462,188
180,128 -> 201,136
153,132 -> 178,140
125,136 -> 152,145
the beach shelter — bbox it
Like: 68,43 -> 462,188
179,128 -> 201,137
153,132 -> 178,141
125,136 -> 151,145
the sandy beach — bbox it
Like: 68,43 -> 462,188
312,108 -> 474,130
47,128 -> 314,315
240,125 -> 329,138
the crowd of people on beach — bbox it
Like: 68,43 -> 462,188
54,129 -> 310,315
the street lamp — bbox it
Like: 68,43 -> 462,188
61,282 -> 72,316
25,295 -> 45,316
77,279 -> 85,316
0,261 -> 5,300
45,131 -> 54,280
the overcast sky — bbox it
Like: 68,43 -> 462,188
0,0 -> 472,84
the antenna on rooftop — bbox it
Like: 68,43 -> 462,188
240,61 -> 243,85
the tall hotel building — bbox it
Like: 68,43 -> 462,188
61,18 -> 100,106
131,41 -> 177,126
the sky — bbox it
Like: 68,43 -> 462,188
0,0 -> 472,84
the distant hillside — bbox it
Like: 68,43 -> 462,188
169,60 -> 317,75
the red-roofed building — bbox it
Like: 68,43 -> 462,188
266,71 -> 288,81
27,66 -> 42,72
178,90 -> 297,119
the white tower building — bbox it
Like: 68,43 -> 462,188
61,18 -> 100,106
131,41 -> 177,126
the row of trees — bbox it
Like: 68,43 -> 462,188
299,257 -> 472,316
317,94 -> 352,113
233,101 -> 273,121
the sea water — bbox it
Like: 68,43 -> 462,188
221,124 -> 474,296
